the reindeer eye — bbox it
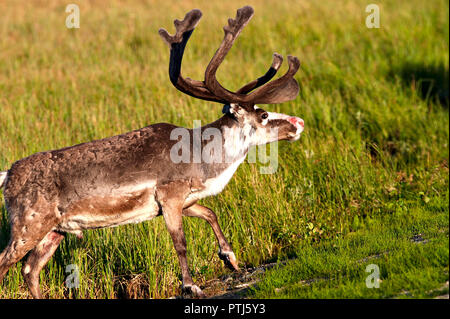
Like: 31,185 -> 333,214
261,113 -> 269,120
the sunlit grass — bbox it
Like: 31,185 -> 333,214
250,194 -> 449,298
0,0 -> 448,298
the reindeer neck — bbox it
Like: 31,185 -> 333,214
201,113 -> 253,164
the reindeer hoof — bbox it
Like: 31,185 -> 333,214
182,284 -> 206,298
219,251 -> 240,272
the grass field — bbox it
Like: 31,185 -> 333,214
0,0 -> 448,299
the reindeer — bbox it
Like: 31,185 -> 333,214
0,6 -> 304,298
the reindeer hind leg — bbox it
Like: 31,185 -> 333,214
0,235 -> 44,289
0,240 -> 30,283
1,196 -> 62,298
22,230 -> 65,299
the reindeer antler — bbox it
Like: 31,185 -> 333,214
159,6 -> 300,108
159,9 -> 226,103
236,53 -> 284,94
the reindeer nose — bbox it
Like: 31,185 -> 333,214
288,117 -> 304,128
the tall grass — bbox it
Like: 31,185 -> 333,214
0,0 -> 448,298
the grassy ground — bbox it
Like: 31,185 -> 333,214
0,0 -> 448,298
249,198 -> 449,298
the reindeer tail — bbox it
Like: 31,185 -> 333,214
0,171 -> 7,189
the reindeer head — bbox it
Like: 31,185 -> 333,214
159,6 -> 304,147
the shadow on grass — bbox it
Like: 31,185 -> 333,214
390,62 -> 449,108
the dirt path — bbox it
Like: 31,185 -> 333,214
168,261 -> 284,299
204,262 -> 284,299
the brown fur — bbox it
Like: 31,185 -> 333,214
66,189 -> 151,216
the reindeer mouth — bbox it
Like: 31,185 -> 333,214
288,132 -> 302,141
287,117 -> 304,142
288,120 -> 305,142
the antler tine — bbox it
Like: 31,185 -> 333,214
204,6 -> 255,103
159,9 -> 203,46
236,53 -> 283,94
223,6 -> 254,38
249,55 -> 300,104
204,6 -> 300,106
159,9 -> 227,103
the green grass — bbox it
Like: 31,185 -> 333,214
249,196 -> 449,298
0,0 -> 448,298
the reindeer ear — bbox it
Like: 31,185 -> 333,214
230,103 -> 245,115
222,103 -> 247,116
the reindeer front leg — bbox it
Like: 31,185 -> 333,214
156,182 -> 205,298
183,204 -> 239,271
